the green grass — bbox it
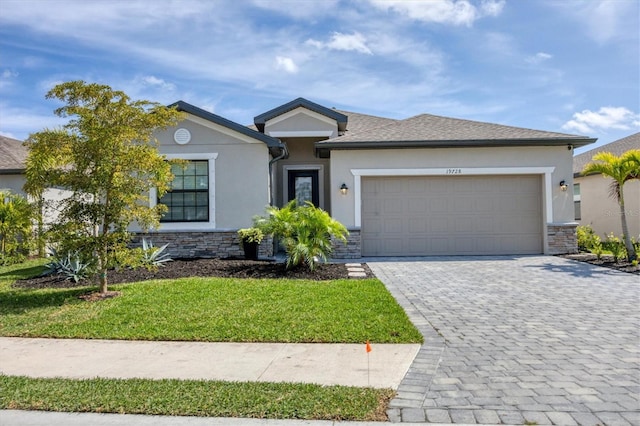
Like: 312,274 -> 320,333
0,261 -> 422,343
0,375 -> 393,421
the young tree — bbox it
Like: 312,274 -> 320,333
582,149 -> 640,262
24,81 -> 183,293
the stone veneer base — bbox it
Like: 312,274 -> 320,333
547,223 -> 578,255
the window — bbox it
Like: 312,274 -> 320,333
573,183 -> 581,220
159,160 -> 209,222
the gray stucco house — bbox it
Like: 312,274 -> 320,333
137,97 -> 596,258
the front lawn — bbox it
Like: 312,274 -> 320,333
0,261 -> 422,343
0,376 -> 393,421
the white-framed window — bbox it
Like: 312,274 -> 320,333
159,160 -> 209,222
574,183 -> 581,220
149,153 -> 218,230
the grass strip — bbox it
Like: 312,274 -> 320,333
1,262 -> 423,343
0,375 -> 393,421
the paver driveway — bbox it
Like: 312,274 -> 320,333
369,256 -> 639,425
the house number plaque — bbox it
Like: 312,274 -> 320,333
446,168 -> 462,174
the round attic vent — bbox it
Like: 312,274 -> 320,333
173,128 -> 191,145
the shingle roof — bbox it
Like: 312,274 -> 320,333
317,113 -> 596,149
573,132 -> 640,175
0,135 -> 27,173
333,110 -> 398,135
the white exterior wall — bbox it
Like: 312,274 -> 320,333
330,145 -> 575,231
576,174 -> 640,239
0,174 -> 26,196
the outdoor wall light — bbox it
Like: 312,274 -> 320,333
340,183 -> 349,195
559,180 -> 568,191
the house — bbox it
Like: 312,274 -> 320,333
0,135 -> 28,195
573,132 -> 640,239
140,97 -> 596,258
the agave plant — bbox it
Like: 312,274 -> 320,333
140,238 -> 172,267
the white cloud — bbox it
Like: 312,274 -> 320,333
525,52 -> 552,64
140,75 -> 175,90
306,32 -> 373,55
369,0 -> 505,26
275,56 -> 299,74
562,106 -> 640,134
548,0 -> 638,44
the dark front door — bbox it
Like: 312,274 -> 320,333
288,170 -> 319,206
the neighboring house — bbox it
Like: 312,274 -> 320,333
140,97 -> 595,258
573,132 -> 640,239
0,135 -> 28,195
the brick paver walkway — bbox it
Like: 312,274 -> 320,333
369,256 -> 640,425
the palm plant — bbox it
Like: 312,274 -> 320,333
254,201 -> 348,271
582,149 -> 640,262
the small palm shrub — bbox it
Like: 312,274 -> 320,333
254,201 -> 348,271
0,191 -> 33,265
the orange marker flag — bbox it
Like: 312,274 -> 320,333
366,340 -> 372,353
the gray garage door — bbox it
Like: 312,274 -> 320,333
361,175 -> 543,256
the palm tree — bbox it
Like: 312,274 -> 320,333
582,149 -> 640,262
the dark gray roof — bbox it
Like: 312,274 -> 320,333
254,97 -> 348,133
317,113 -> 596,149
170,101 -> 284,152
0,135 -> 27,173
573,132 -> 640,176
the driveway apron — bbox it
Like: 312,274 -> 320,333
368,256 -> 639,425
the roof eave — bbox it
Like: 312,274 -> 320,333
169,101 -> 284,150
253,97 -> 348,130
317,137 -> 597,150
0,168 -> 25,175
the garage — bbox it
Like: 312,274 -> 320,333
361,175 -> 543,256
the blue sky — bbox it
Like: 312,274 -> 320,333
0,0 -> 638,154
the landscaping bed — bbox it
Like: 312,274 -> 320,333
13,258 -> 375,289
560,253 -> 640,275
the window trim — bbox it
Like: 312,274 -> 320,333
150,153 -> 218,231
573,183 -> 581,220
159,159 -> 210,223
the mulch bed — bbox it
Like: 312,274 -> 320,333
13,258 -> 375,290
12,253 -> 637,291
560,253 -> 640,275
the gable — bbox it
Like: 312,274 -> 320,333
254,97 -> 348,134
264,107 -> 340,139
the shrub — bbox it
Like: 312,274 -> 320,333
603,233 -> 626,262
0,191 -> 33,265
44,249 -> 94,282
254,201 -> 348,271
140,238 -> 172,268
576,225 -> 601,252
237,228 -> 264,245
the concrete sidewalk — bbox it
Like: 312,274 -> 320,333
0,337 -> 420,389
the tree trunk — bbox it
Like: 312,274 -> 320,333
618,188 -> 637,262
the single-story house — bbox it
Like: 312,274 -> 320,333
138,97 -> 596,258
573,132 -> 640,239
0,135 -> 28,196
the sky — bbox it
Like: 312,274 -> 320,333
0,0 -> 638,154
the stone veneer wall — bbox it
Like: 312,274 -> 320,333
547,223 -> 578,255
331,229 -> 361,259
133,231 -> 273,259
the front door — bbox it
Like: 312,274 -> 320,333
288,170 -> 319,206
